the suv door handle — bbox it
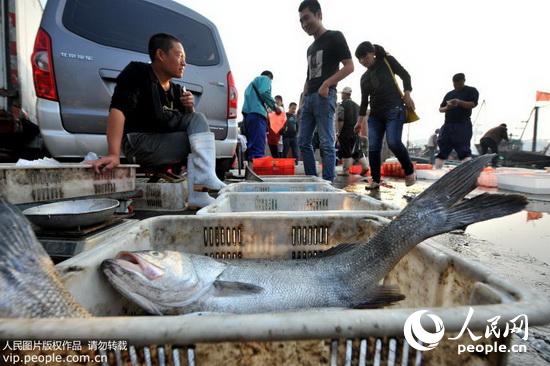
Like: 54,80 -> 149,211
99,69 -> 120,80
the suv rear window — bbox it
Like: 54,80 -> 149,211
62,0 -> 220,66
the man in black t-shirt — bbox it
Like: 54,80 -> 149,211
91,33 -> 225,208
336,87 -> 368,176
435,73 -> 479,168
297,0 -> 354,182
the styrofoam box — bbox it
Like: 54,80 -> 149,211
1,214 -> 547,366
496,171 -> 550,194
0,164 -> 138,204
416,169 -> 450,180
219,182 -> 342,194
197,192 -> 400,217
132,178 -> 188,211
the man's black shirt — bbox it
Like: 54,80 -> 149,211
339,99 -> 359,136
110,61 -> 187,134
305,30 -> 351,95
440,86 -> 479,123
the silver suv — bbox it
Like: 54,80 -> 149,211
32,0 -> 238,173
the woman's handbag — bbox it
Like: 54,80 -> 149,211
383,58 -> 420,123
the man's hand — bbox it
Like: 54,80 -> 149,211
180,90 -> 195,112
318,82 -> 329,98
447,99 -> 459,108
90,155 -> 120,174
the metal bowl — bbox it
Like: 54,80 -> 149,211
22,198 -> 120,229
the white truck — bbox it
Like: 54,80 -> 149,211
0,0 -> 43,160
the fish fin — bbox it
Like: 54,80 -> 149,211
353,285 -> 405,309
316,243 -> 356,258
213,280 -> 264,296
441,193 -> 527,232
244,162 -> 264,182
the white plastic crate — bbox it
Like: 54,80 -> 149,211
257,175 -> 328,182
219,182 -> 342,194
132,178 -> 188,211
0,164 -> 138,204
197,192 -> 400,217
496,170 -> 550,194
1,214 -> 548,366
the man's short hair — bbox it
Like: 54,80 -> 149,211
261,70 -> 273,80
500,123 -> 507,128
289,102 -> 297,108
275,95 -> 283,101
148,33 -> 181,62
452,73 -> 465,82
298,0 -> 321,14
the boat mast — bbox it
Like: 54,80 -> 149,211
532,106 -> 539,152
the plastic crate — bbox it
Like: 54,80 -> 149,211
253,157 -> 295,175
219,182 -> 342,194
0,164 -> 138,204
132,178 -> 188,211
256,175 -> 328,183
197,192 -> 400,217
2,214 -> 548,366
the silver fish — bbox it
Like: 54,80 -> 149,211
101,156 -> 527,315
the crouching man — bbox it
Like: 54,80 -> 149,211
91,33 -> 225,208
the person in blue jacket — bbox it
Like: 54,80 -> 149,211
242,71 -> 281,160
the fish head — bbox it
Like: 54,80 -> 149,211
101,250 -> 205,314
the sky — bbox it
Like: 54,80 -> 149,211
179,0 -> 550,148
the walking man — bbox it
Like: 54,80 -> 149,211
282,102 -> 299,161
337,86 -> 368,176
435,73 -> 479,168
298,0 -> 354,181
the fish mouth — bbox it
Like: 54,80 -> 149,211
108,251 -> 165,280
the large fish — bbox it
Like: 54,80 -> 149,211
0,156 -> 527,318
101,156 -> 527,315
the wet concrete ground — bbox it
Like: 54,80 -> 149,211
334,173 -> 550,365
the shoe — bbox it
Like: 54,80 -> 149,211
186,154 -> 215,209
434,158 -> 444,169
365,181 -> 380,190
189,132 -> 227,192
405,172 -> 417,186
338,158 -> 353,176
358,157 -> 369,177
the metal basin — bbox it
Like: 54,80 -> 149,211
22,198 -> 120,229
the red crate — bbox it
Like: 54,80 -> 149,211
252,157 -> 295,175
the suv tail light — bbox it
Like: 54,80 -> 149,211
31,28 -> 58,101
227,71 -> 238,119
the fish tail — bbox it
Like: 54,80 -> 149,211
403,154 -> 527,237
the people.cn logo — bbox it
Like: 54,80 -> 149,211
403,310 -> 446,351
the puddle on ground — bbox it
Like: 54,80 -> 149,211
336,175 -> 550,265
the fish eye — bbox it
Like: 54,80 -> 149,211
151,251 -> 160,256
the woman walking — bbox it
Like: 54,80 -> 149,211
354,42 -> 416,189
